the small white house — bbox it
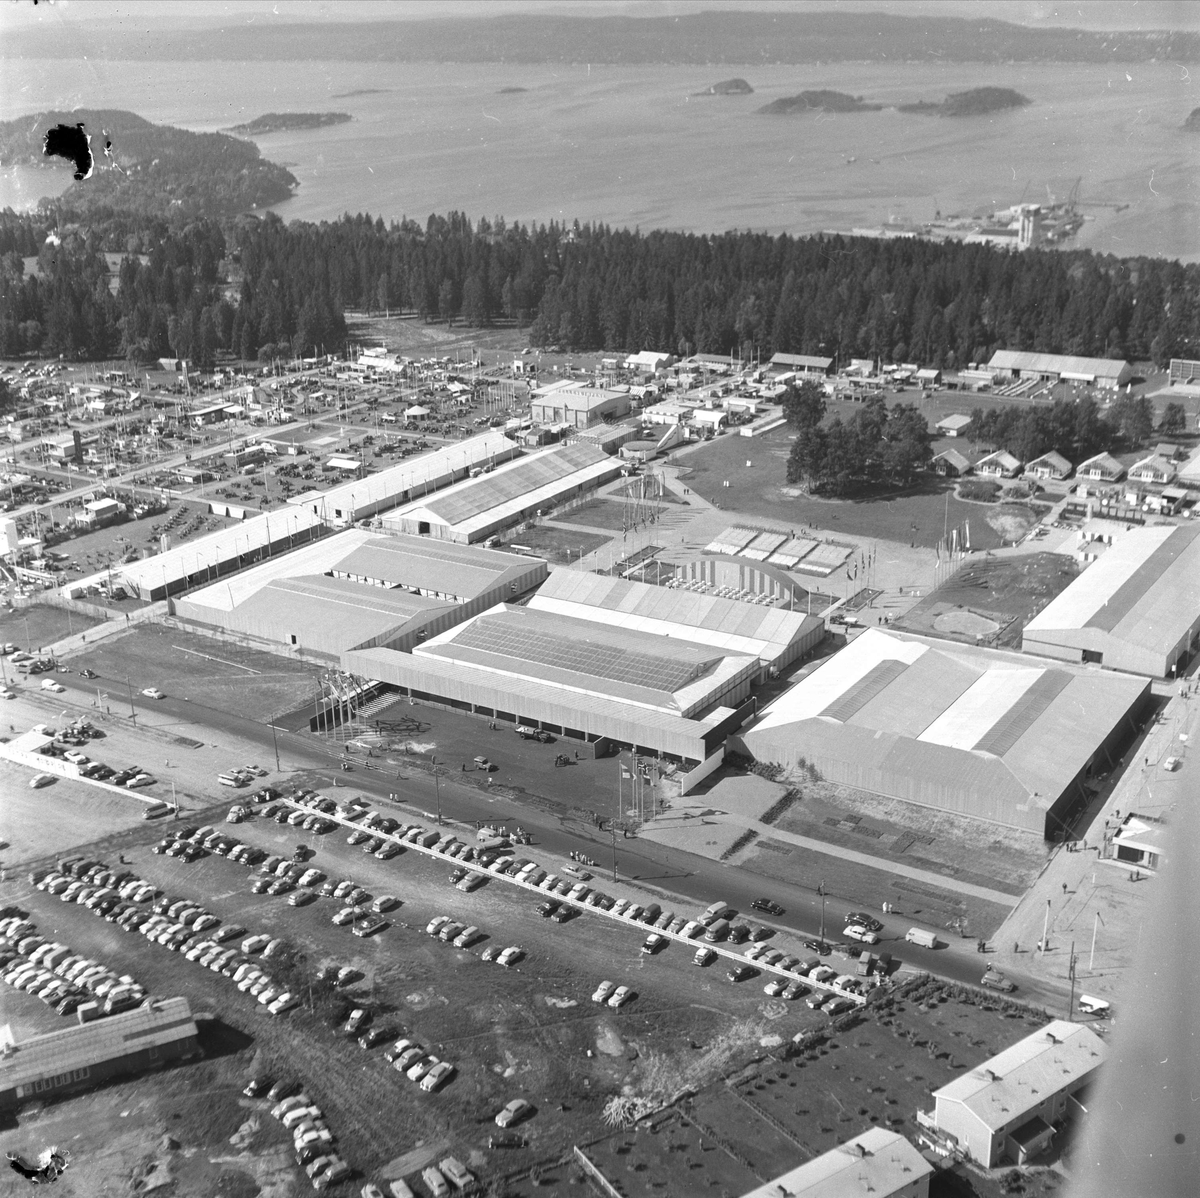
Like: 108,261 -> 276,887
976,450 -> 1023,478
936,414 -> 973,438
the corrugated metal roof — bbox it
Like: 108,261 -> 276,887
821,659 -> 910,722
747,630 -> 1148,821
973,669 -> 1072,756
849,649 -> 979,738
0,998 -> 196,1092
420,443 -> 607,526
988,351 -> 1130,380
288,430 -> 516,518
529,570 -> 819,662
934,1021 -> 1106,1132
333,536 -> 528,598
919,667 -> 1047,751
104,507 -> 326,592
1025,525 -> 1197,652
769,353 -> 833,371
344,645 -> 736,758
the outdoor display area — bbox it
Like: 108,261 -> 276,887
894,553 -> 1082,650
674,426 -> 1034,550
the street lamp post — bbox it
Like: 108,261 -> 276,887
125,678 -> 137,725
431,756 -> 442,825
270,719 -> 281,773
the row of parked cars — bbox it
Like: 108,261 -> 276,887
69,838 -> 308,1017
0,906 -> 147,1020
267,1089 -> 350,1191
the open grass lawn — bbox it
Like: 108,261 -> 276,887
677,430 -> 1030,550
503,522 -> 612,564
73,624 -> 322,722
894,552 -> 1080,648
4,602 -> 106,651
553,497 -> 665,534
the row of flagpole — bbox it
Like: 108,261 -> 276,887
933,518 -> 971,590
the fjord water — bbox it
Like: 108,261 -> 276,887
3,56 -> 1197,261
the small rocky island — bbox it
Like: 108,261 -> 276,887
694,78 -> 753,96
228,112 -> 352,136
758,90 -> 881,114
898,88 -> 1031,117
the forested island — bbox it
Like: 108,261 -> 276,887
898,88 -> 1031,116
758,90 -> 881,115
0,109 -> 296,220
227,112 -> 352,136
694,79 -> 753,96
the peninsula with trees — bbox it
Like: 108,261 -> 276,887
0,108 -> 296,220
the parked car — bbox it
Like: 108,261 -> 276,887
843,924 -> 880,945
751,898 -> 785,916
844,912 -> 883,933
607,985 -> 633,1009
591,980 -> 615,1004
494,1098 -> 532,1128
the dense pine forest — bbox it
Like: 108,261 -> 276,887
3,207 -> 1200,369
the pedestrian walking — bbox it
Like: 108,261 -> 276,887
1014,941 -> 1019,953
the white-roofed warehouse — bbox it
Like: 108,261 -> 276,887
527,568 -> 824,679
174,531 -> 547,661
287,429 -> 519,528
61,507 -> 327,603
382,441 -> 623,544
1022,523 -> 1200,677
737,628 -> 1149,836
343,601 -> 761,768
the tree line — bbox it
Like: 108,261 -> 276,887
4,207 -> 1200,372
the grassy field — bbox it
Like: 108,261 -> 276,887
4,603 -> 106,652
676,429 -> 1030,551
72,625 -> 322,722
894,552 -> 1081,648
501,523 -> 612,565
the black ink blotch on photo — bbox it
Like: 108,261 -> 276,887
42,123 -> 93,181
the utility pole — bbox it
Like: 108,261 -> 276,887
1068,941 -> 1078,1020
1040,898 -> 1050,957
431,757 -> 442,825
818,881 -> 827,946
126,678 -> 137,725
1089,911 -> 1101,971
270,719 -> 281,773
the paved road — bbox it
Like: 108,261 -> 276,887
49,667 -> 1071,1013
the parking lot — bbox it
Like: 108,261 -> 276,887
0,780 -> 889,1191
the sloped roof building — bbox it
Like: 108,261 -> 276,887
738,628 -> 1148,836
